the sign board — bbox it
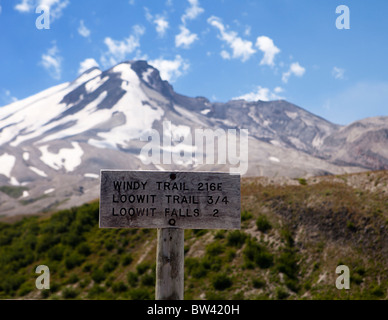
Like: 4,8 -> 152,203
99,171 -> 240,229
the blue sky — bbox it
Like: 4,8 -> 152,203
0,0 -> 387,125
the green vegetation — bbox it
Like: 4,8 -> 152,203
256,215 -> 272,232
0,170 -> 387,300
0,186 -> 28,199
298,178 -> 308,186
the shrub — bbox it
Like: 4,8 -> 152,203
276,250 -> 299,280
67,273 -> 79,284
102,257 -> 119,273
226,249 -> 236,262
185,258 -> 208,279
212,274 -> 233,291
205,242 -> 224,256
276,287 -> 289,300
82,263 -> 93,273
141,274 -> 155,287
105,239 -> 115,251
18,282 -> 34,296
226,230 -> 247,248
112,281 -> 128,293
214,230 -> 226,239
256,215 -> 272,233
252,278 -> 265,289
241,210 -> 253,222
121,254 -> 133,266
298,178 -> 307,186
47,245 -> 65,261
87,284 -> 106,298
77,243 -> 91,256
243,239 -> 273,269
91,268 -> 106,283
63,232 -> 84,248
64,252 -> 85,270
127,272 -> 138,287
371,285 -> 385,298
346,221 -> 356,232
136,262 -> 150,275
79,278 -> 91,289
62,288 -> 78,299
129,288 -> 152,300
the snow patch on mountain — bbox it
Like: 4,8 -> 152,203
39,142 -> 83,172
29,166 -> 48,178
84,173 -> 99,179
285,111 -> 298,120
73,69 -> 102,87
44,188 -> 55,194
8,90 -> 72,147
23,152 -> 30,161
0,153 -> 16,178
142,68 -> 153,83
40,91 -> 108,143
85,76 -> 109,93
89,64 -> 164,150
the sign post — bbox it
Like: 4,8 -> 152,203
99,170 -> 240,300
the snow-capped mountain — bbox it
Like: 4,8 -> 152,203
1,60 -> 387,217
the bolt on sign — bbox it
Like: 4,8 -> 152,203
99,171 -> 241,230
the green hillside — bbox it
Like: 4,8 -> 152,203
0,171 -> 387,300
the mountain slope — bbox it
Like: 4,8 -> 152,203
0,60 -> 387,217
0,171 -> 387,300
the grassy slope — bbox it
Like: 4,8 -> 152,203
0,171 -> 387,300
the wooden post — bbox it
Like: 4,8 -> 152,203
156,228 -> 184,300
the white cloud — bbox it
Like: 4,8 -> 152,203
15,0 -> 33,12
233,86 -> 284,102
175,26 -> 198,49
101,25 -> 145,68
154,16 -> 169,37
274,86 -> 284,93
256,36 -> 280,67
220,50 -> 231,60
144,7 -> 153,22
78,58 -> 99,74
78,20 -> 91,38
282,62 -> 306,83
332,66 -> 345,80
40,44 -> 62,80
149,55 -> 189,83
182,0 -> 204,24
129,0 -> 135,5
207,16 -> 256,62
144,8 -> 169,37
244,26 -> 251,36
15,0 -> 69,21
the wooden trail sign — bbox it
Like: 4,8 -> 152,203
99,170 -> 241,300
99,170 -> 240,230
